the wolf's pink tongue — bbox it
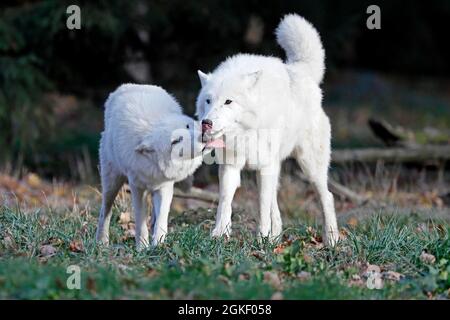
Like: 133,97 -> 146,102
205,138 -> 225,149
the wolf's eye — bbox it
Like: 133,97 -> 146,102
206,99 -> 210,104
224,99 -> 232,105
171,136 -> 183,145
186,124 -> 190,129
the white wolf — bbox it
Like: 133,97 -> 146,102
196,14 -> 339,246
96,84 -> 204,249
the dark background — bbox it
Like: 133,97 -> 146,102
1,0 -> 450,180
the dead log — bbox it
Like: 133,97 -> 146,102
368,118 -> 414,147
174,175 -> 368,205
368,117 -> 450,147
332,145 -> 450,164
174,187 -> 219,203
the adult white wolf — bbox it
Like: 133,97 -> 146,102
196,14 -> 339,246
96,84 -> 204,249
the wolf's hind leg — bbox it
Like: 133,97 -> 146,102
130,184 -> 149,250
256,164 -> 282,240
256,164 -> 281,239
294,146 -> 339,246
96,163 -> 125,245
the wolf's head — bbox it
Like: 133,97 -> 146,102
135,114 -> 204,180
195,69 -> 262,149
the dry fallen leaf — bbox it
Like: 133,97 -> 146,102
348,274 -> 365,287
48,237 -> 64,246
119,211 -> 131,224
218,275 -> 231,286
238,273 -> 250,281
145,268 -> 159,278
309,235 -> 323,247
339,228 -> 349,240
87,277 -> 96,294
368,273 -> 384,289
26,173 -> 42,188
69,240 -> 84,253
297,271 -> 311,281
383,270 -> 404,282
303,253 -> 314,264
2,233 -> 15,248
263,271 -> 282,290
271,292 -> 283,300
80,222 -> 89,235
365,264 -> 381,274
306,226 -> 316,234
273,244 -> 286,255
420,251 -> 436,264
40,244 -> 57,257
348,217 -> 358,228
251,250 -> 265,260
122,228 -> 136,240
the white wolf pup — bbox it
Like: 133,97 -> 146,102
196,14 -> 339,246
96,84 -> 204,249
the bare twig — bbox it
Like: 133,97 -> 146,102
174,172 -> 369,206
293,171 -> 369,205
173,187 -> 219,203
332,145 -> 450,164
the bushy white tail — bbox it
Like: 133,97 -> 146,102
275,14 -> 325,84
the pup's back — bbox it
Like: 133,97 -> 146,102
101,84 -> 183,173
104,84 -> 181,130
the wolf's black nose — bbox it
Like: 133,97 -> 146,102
202,119 -> 213,126
201,119 -> 213,133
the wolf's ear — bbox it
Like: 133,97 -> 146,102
242,70 -> 262,89
135,141 -> 155,154
197,70 -> 210,87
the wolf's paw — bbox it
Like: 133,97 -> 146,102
211,225 -> 231,238
270,223 -> 283,242
257,232 -> 280,244
151,232 -> 166,247
136,240 -> 150,252
95,233 -> 110,246
323,226 -> 339,247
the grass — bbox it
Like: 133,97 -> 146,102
1,204 -> 450,299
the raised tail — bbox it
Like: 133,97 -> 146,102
275,14 -> 325,84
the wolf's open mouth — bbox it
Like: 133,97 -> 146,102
205,137 -> 225,149
202,128 -> 225,149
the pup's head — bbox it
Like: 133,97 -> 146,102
134,114 -> 204,179
195,70 -> 262,149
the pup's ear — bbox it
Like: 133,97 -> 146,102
197,70 -> 210,87
135,141 -> 155,154
242,70 -> 262,89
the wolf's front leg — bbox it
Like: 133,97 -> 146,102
95,165 -> 125,245
211,164 -> 241,238
152,182 -> 174,246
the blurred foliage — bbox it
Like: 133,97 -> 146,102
1,0 -> 449,178
0,0 -> 134,175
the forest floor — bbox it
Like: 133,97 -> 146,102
1,172 -> 450,299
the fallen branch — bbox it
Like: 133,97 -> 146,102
175,172 -> 369,205
368,117 -> 450,147
174,187 -> 219,203
332,145 -> 450,164
368,118 -> 413,147
293,171 -> 369,205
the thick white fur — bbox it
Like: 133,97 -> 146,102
96,84 -> 203,249
196,14 -> 339,246
275,14 -> 325,84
